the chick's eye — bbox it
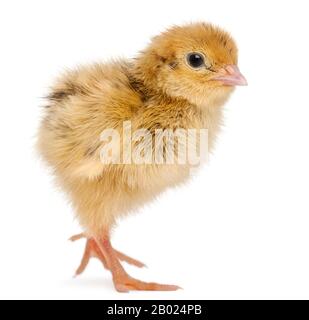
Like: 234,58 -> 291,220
187,53 -> 204,68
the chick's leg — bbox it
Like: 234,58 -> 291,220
96,234 -> 180,292
73,238 -> 108,276
70,233 -> 145,277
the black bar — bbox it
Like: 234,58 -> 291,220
2,300 -> 309,319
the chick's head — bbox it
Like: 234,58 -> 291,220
134,23 -> 247,106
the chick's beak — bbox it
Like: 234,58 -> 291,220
212,65 -> 247,86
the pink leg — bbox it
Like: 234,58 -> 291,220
95,235 -> 181,293
70,233 -> 145,277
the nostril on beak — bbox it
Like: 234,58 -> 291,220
225,65 -> 240,75
212,64 -> 248,86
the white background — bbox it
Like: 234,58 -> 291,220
0,0 -> 308,300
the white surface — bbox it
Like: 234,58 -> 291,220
0,0 -> 309,300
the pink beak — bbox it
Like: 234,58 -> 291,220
212,65 -> 247,86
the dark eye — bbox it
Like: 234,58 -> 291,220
186,53 -> 204,68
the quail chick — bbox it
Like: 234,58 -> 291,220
38,23 -> 247,292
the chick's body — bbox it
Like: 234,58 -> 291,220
38,23 -> 246,292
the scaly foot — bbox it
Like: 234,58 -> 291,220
70,233 -> 181,292
70,233 -> 146,276
114,275 -> 181,293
